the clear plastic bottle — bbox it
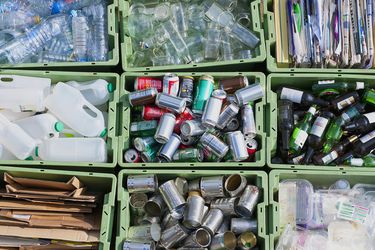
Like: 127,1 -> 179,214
15,113 -> 64,142
66,79 -> 113,106
0,15 -> 69,64
0,0 -> 28,14
39,52 -> 74,62
45,82 -> 106,137
171,2 -> 188,38
36,138 -> 107,162
72,11 -> 89,62
0,113 -> 36,160
204,23 -> 222,60
27,0 -> 54,17
51,0 -> 103,14
0,11 -> 40,30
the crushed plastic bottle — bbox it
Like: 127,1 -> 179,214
51,0 -> 103,14
0,11 -> 40,31
72,11 -> 89,62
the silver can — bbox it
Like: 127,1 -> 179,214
183,192 -> 206,229
224,174 -> 248,197
227,131 -> 249,162
128,223 -> 162,241
163,73 -> 180,96
231,218 -> 258,235
180,119 -> 206,137
200,176 -> 225,198
234,83 -> 264,107
158,133 -> 181,162
161,211 -> 179,229
159,180 -> 186,219
160,223 -> 190,249
201,90 -> 227,128
188,178 -> 201,192
127,174 -> 158,193
156,93 -> 187,114
217,103 -> 240,130
124,149 -> 140,163
139,215 -> 161,225
217,217 -> 231,234
210,197 -> 238,216
226,117 -> 240,131
180,133 -> 200,146
201,208 -> 224,235
154,113 -> 176,144
200,132 -> 229,159
129,88 -> 158,107
210,232 -> 237,250
134,137 -> 157,152
237,232 -> 257,250
175,177 -> 189,196
235,185 -> 260,218
242,103 -> 256,138
182,228 -> 212,248
144,194 -> 166,217
123,240 -> 155,250
129,193 -> 148,217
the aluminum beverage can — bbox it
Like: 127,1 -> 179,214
135,77 -> 163,92
163,73 -> 180,96
179,76 -> 194,105
142,106 -> 166,120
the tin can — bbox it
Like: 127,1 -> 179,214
217,217 -> 230,234
211,197 -> 237,216
180,134 -> 200,146
181,120 -> 206,137
141,144 -> 159,163
175,177 -> 189,196
159,180 -> 186,219
225,117 -> 240,131
134,137 -> 157,152
188,178 -> 201,192
142,106 -> 166,120
129,193 -> 148,217
182,228 -> 212,248
234,83 -> 264,107
183,193 -> 205,229
202,208 -> 224,235
124,149 -> 140,163
174,108 -> 194,134
123,240 -> 156,250
172,148 -> 204,162
130,120 -> 158,137
160,223 -> 190,249
127,174 -> 158,193
192,75 -> 215,114
128,223 -> 162,241
235,185 -> 259,218
217,103 -> 240,130
200,176 -> 225,198
224,174 -> 247,197
156,93 -> 187,114
179,76 -> 194,105
242,103 -> 256,138
210,232 -> 237,250
144,194 -> 166,217
200,132 -> 229,159
155,113 -> 176,144
158,133 -> 181,162
227,131 -> 249,162
231,218 -> 257,235
245,137 -> 258,156
129,88 -> 159,107
163,73 -> 180,96
202,90 -> 227,128
135,77 -> 163,92
237,232 -> 257,250
139,215 -> 161,225
219,76 -> 249,94
161,212 -> 179,230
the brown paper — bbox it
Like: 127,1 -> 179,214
0,200 -> 92,213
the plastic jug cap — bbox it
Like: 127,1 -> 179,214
35,147 -> 39,157
54,122 -> 64,132
25,156 -> 33,161
107,83 -> 114,93
51,2 -> 62,14
100,128 -> 108,137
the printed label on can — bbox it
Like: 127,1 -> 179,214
163,75 -> 180,96
322,151 -> 338,164
360,130 -> 375,144
179,78 -> 194,102
364,112 -> 375,124
280,88 -> 303,103
310,117 -> 329,137
293,128 -> 308,147
136,77 -> 162,91
337,96 -> 355,110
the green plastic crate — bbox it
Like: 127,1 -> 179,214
268,169 -> 375,249
115,169 -> 269,250
119,0 -> 266,72
267,73 -> 375,171
0,0 -> 119,69
0,166 -> 116,250
118,72 -> 266,168
264,0 -> 375,73
0,70 -> 119,169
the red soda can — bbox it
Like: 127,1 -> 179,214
174,108 -> 194,133
245,137 -> 258,161
163,73 -> 180,96
179,144 -> 190,149
134,77 -> 163,92
142,105 -> 166,120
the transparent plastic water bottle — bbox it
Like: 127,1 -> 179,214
27,0 -> 54,17
45,82 -> 106,137
0,113 -> 36,160
0,144 -> 17,160
15,113 -> 64,142
51,0 -> 103,14
38,52 -> 74,62
72,11 -> 89,62
36,138 -> 107,162
0,15 -> 69,64
0,0 -> 28,14
0,11 -> 40,30
66,79 -> 113,106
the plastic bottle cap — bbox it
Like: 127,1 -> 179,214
35,147 -> 39,157
54,122 -> 64,132
25,156 -> 33,161
100,128 -> 108,137
107,83 -> 114,93
51,2 -> 62,14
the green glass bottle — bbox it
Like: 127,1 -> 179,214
312,81 -> 367,97
347,155 -> 375,167
289,105 -> 317,155
363,89 -> 375,106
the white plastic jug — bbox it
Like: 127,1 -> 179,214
0,113 -> 36,159
0,144 -> 17,160
36,138 -> 107,163
0,110 -> 35,121
66,79 -> 113,106
45,82 -> 106,137
0,88 -> 46,112
15,113 -> 64,142
0,75 -> 51,94
61,111 -> 107,138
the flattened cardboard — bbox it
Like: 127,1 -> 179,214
0,200 -> 92,213
0,188 -> 98,201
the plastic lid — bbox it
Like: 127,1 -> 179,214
100,128 -> 108,137
51,1 -> 62,14
25,156 -> 33,161
35,147 -> 39,157
107,83 -> 114,93
54,122 -> 64,132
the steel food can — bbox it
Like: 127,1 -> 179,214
211,197 -> 237,216
201,208 -> 224,235
179,76 -> 194,105
182,228 -> 212,248
231,218 -> 257,235
135,77 -> 163,92
123,240 -> 156,250
155,113 -> 176,144
227,131 -> 249,162
156,93 -> 187,114
202,90 -> 227,128
224,174 -> 247,197
159,179 -> 186,219
129,193 -> 148,217
200,176 -> 225,198
237,232 -> 257,250
129,88 -> 159,107
128,223 -> 162,241
163,73 -> 180,96
144,194 -> 166,217
234,83 -> 264,107
219,76 -> 249,94
160,223 -> 190,249
183,192 -> 206,229
158,133 -> 181,162
210,232 -> 237,250
142,106 -> 166,120
192,75 -> 215,114
127,174 -> 158,193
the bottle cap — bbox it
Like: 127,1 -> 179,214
51,1 -> 62,14
35,147 -> 39,157
100,128 -> 108,137
25,156 -> 33,161
54,122 -> 64,132
107,83 -> 114,93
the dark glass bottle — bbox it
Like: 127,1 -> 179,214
330,91 -> 359,112
278,87 -> 329,107
344,112 -> 375,134
277,99 -> 294,151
